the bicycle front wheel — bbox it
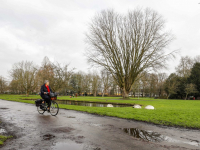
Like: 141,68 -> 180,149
50,101 -> 59,116
37,105 -> 45,114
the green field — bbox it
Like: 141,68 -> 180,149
0,94 -> 200,129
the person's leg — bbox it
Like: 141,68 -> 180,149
47,98 -> 51,108
44,98 -> 51,111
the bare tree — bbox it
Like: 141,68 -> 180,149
148,73 -> 158,97
100,69 -> 111,97
37,57 -> 55,90
86,8 -> 175,98
10,61 -> 38,96
62,65 -> 74,95
157,73 -> 167,97
0,76 -> 7,93
38,57 -> 74,94
184,83 -> 197,100
53,62 -> 74,92
164,73 -> 179,99
91,72 -> 101,97
140,72 -> 149,97
130,79 -> 140,97
176,56 -> 194,77
9,80 -> 21,94
82,73 -> 92,95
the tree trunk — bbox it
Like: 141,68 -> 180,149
102,90 -> 105,97
185,94 -> 188,100
94,91 -> 97,97
167,94 -> 170,99
122,88 -> 129,98
26,90 -> 29,97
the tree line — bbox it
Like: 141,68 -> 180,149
164,56 -> 200,99
1,55 -> 200,99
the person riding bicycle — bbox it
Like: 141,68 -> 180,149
40,80 -> 52,112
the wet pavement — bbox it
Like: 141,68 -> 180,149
0,99 -> 200,150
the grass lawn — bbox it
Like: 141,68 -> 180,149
0,94 -> 200,129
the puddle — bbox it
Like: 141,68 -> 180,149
121,128 -> 200,147
43,134 -> 55,140
52,127 -> 74,133
89,123 -> 113,127
52,141 -> 101,150
56,100 -> 132,107
67,116 -> 76,118
0,128 -> 7,134
121,128 -> 164,142
52,142 -> 84,150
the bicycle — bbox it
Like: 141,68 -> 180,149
35,92 -> 59,116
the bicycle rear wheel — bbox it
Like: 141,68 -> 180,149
50,101 -> 59,116
37,104 -> 45,114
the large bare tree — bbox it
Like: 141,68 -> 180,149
85,8 -> 175,98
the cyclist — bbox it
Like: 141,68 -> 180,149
40,80 -> 52,112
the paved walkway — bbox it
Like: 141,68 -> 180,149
0,99 -> 199,150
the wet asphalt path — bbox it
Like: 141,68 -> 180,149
0,99 -> 200,150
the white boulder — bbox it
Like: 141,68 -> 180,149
145,105 -> 154,110
133,105 -> 141,109
107,104 -> 113,107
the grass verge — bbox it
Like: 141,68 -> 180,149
0,135 -> 12,145
0,94 -> 200,129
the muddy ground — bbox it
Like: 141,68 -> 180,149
0,99 -> 199,150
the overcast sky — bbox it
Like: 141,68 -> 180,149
0,0 -> 200,79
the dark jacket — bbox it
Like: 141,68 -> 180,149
40,84 -> 53,99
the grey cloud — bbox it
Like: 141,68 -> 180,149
0,0 -> 200,79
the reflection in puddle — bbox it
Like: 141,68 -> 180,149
56,100 -> 132,107
0,128 -> 6,134
122,128 -> 164,142
122,128 -> 200,147
52,142 -> 84,150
